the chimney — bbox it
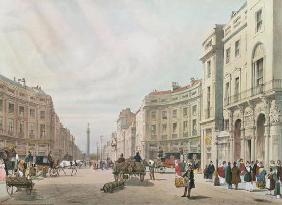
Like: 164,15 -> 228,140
172,82 -> 180,91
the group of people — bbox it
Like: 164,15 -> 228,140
205,159 -> 282,196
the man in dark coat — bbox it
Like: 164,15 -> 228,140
225,162 -> 232,189
207,161 -> 215,181
182,164 -> 195,199
134,152 -> 142,162
231,162 -> 241,190
277,160 -> 282,181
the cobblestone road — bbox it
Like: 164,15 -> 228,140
1,168 -> 281,205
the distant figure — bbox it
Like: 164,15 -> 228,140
207,161 -> 215,181
117,153 -> 125,163
182,164 -> 195,199
134,152 -> 142,162
225,162 -> 232,189
148,160 -> 155,180
47,151 -> 54,169
231,162 -> 241,190
24,151 -> 33,168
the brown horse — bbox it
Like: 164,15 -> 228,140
0,146 -> 17,176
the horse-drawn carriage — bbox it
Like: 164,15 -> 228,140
113,158 -> 146,182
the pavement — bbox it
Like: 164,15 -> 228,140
1,168 -> 281,205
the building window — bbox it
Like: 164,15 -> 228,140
207,60 -> 211,78
207,87 -> 211,118
40,124 -> 45,138
8,103 -> 14,113
224,119 -> 229,131
0,117 -> 3,130
183,121 -> 188,131
192,119 -> 197,136
162,111 -> 167,119
225,82 -> 230,105
235,40 -> 240,57
29,123 -> 34,137
183,108 -> 187,117
19,122 -> 24,135
151,125 -> 156,135
40,111 -> 45,120
30,109 -> 35,118
172,123 -> 177,133
226,48 -> 231,64
256,9 -> 263,32
192,105 -> 197,116
256,58 -> 264,86
19,106 -> 24,117
235,77 -> 240,101
8,119 -> 14,133
162,124 -> 167,132
172,110 -> 177,118
0,99 -> 2,112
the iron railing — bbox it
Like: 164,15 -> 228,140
224,79 -> 282,106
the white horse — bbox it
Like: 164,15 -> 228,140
59,160 -> 78,176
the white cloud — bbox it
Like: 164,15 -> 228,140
0,0 -> 245,153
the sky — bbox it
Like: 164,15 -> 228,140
0,0 -> 245,153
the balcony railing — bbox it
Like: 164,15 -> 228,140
224,80 -> 282,106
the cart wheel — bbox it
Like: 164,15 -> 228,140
6,184 -> 14,196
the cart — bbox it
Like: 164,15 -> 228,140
6,176 -> 34,196
113,160 -> 146,182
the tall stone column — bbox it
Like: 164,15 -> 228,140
240,106 -> 245,161
229,110 -> 234,162
263,98 -> 270,167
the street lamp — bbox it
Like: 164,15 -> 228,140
214,131 -> 220,186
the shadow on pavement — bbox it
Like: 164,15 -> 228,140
153,179 -> 167,181
189,195 -> 211,200
254,199 -> 272,203
125,178 -> 154,187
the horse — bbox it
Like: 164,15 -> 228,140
0,146 -> 17,176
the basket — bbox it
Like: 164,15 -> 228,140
175,176 -> 188,188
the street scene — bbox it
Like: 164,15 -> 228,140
1,0 -> 282,204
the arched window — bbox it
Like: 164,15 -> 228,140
252,43 -> 264,91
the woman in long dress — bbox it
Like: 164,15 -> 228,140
256,162 -> 267,189
244,162 -> 253,192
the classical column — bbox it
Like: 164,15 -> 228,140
240,106 -> 246,161
264,99 -> 271,167
251,104 -> 256,161
229,110 -> 234,162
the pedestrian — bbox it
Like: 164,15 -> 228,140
266,167 -> 276,195
203,165 -> 208,179
24,151 -> 33,168
231,161 -> 241,190
239,159 -> 246,183
225,162 -> 232,189
175,160 -> 181,176
218,162 -> 225,185
182,164 -> 195,199
117,153 -> 125,163
134,152 -> 142,162
207,161 -> 215,182
149,160 -> 155,180
256,162 -> 266,189
244,161 -> 253,192
275,160 -> 281,198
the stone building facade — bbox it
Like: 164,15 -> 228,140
116,108 -> 136,158
217,0 -> 282,166
200,24 -> 225,168
0,74 -> 82,159
139,80 -> 202,160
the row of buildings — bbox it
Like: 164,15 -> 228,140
103,0 -> 282,168
0,74 -> 82,160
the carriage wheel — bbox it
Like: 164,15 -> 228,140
6,184 -> 14,196
140,174 -> 145,182
25,187 -> 32,195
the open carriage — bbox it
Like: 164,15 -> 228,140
6,176 -> 34,196
113,158 -> 146,182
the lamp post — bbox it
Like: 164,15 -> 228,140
214,132 -> 220,186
